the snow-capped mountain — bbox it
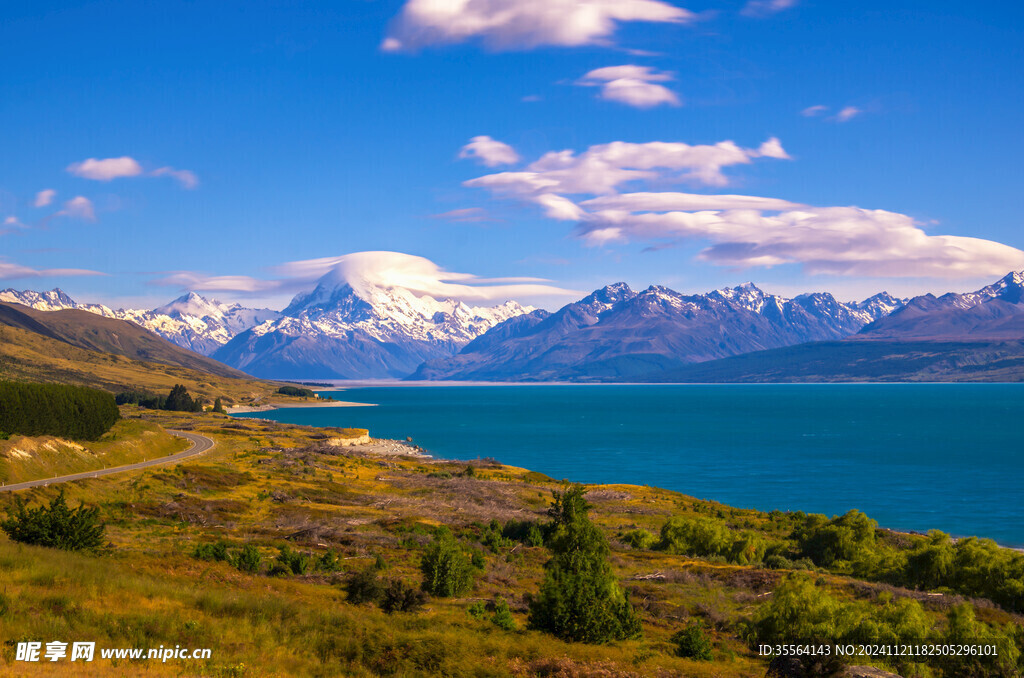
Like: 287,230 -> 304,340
859,270 -> 1024,340
212,270 -> 533,379
411,282 -> 908,382
0,288 -> 279,355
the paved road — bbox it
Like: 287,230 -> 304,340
0,430 -> 216,493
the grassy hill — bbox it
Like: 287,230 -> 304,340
0,324 -> 277,404
0,301 -> 248,379
0,418 -> 187,485
1,409 -> 1020,677
639,339 -> 1024,383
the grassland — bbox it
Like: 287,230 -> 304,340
0,408 -> 1021,677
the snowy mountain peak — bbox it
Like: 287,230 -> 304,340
153,292 -> 230,318
270,267 -> 534,348
978,270 -> 1024,303
0,287 -> 79,311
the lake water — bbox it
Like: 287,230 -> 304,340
236,384 -> 1024,547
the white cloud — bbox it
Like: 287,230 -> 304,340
458,136 -> 521,167
56,196 -> 96,221
0,258 -> 104,280
801,104 -> 828,117
753,137 -> 791,159
464,137 -> 791,218
741,0 -> 798,17
151,167 -> 199,189
462,137 -> 1024,279
34,189 -> 56,207
576,65 -> 680,108
835,106 -> 863,122
153,252 -> 581,304
66,156 -> 143,181
382,0 -> 695,51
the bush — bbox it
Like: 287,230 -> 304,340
275,545 -> 310,575
671,622 -> 713,660
796,510 -> 876,567
467,602 -> 488,620
0,381 -> 119,440
0,490 -> 105,551
380,579 -> 427,614
528,485 -> 642,644
622,529 -> 657,550
658,516 -> 732,558
232,544 -> 262,573
193,540 -> 230,562
345,568 -> 384,604
420,529 -> 473,597
491,598 -> 517,631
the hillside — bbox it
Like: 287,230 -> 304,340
0,301 -> 249,379
637,340 -> 1024,383
0,409 -> 1020,677
0,323 -> 275,403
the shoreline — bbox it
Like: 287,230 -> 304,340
227,400 -> 375,414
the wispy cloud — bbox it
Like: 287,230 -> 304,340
430,207 -> 499,223
741,0 -> 798,17
34,189 -> 56,207
66,156 -> 143,181
458,136 -> 520,167
801,104 -> 828,117
151,166 -> 199,189
381,0 -> 695,52
460,136 -> 1024,278
834,106 -> 863,122
0,258 -> 105,280
56,196 -> 96,221
576,65 -> 681,108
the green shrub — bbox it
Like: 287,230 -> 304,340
658,516 -> 732,558
671,622 -> 713,660
528,485 -> 642,644
380,579 -> 427,614
420,528 -> 473,597
316,550 -> 340,572
467,601 -> 488,620
796,510 -> 876,567
345,568 -> 384,604
232,543 -> 262,574
621,529 -> 657,550
275,545 -> 310,575
491,598 -> 517,631
0,490 -> 105,552
193,540 -> 230,562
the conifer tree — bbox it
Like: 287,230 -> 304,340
528,485 -> 642,643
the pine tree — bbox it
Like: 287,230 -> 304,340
528,485 -> 642,643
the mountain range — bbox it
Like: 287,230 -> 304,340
411,283 -> 906,381
6,270 -> 1024,383
0,288 -> 279,355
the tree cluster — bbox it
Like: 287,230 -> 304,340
0,381 -> 119,441
116,384 -> 204,412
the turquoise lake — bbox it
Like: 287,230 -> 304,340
236,384 -> 1024,547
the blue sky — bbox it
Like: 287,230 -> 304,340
2,0 -> 1023,310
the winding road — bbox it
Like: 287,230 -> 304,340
0,430 -> 216,493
